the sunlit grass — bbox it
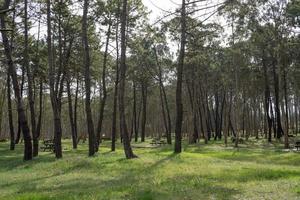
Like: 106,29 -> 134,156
0,138 -> 300,200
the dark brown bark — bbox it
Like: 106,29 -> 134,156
119,0 -> 137,159
96,18 -> 112,149
174,0 -> 186,153
283,66 -> 289,148
36,79 -> 43,139
111,17 -> 120,151
133,80 -> 138,142
272,59 -> 284,139
154,48 -> 172,144
262,55 -> 273,142
7,73 -> 15,150
141,82 -> 147,142
82,0 -> 96,156
1,0 -> 32,160
24,0 -> 38,157
66,78 -> 77,149
47,0 -> 62,158
186,80 -> 198,143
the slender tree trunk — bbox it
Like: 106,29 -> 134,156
272,59 -> 284,139
154,48 -> 172,144
96,19 -> 112,149
133,80 -> 139,142
7,73 -> 15,150
36,79 -> 43,139
24,0 -> 38,157
74,75 -> 79,143
186,80 -> 198,143
119,0 -> 137,159
262,55 -> 273,142
47,0 -> 62,158
283,67 -> 289,148
67,78 -> 77,149
174,0 -> 186,153
111,2 -> 120,151
0,86 -> 5,140
82,0 -> 96,156
141,82 -> 147,142
1,0 -> 32,160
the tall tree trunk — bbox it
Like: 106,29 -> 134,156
133,80 -> 139,142
67,78 -> 77,149
174,0 -> 186,153
186,80 -> 198,143
262,55 -> 273,142
7,73 -> 15,150
47,0 -> 62,158
119,0 -> 137,159
1,0 -> 32,160
141,83 -> 147,142
36,79 -> 43,139
96,19 -> 112,149
74,75 -> 79,143
111,1 -> 121,151
82,0 -> 96,156
283,66 -> 289,148
154,48 -> 172,144
24,0 -> 38,157
272,59 -> 284,139
0,86 -> 5,140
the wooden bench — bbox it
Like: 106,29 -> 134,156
150,138 -> 167,146
295,141 -> 300,151
40,139 -> 55,152
288,134 -> 295,138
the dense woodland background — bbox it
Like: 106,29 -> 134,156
0,0 -> 300,160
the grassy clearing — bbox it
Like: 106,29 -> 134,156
0,138 -> 300,200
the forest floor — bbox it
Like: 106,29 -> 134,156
0,138 -> 300,200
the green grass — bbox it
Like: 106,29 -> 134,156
0,138 -> 300,200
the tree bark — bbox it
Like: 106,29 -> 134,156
272,58 -> 284,139
141,82 -> 147,142
119,0 -> 137,159
24,0 -> 38,157
6,73 -> 15,150
1,0 -> 32,160
174,0 -> 186,153
47,0 -> 62,158
82,0 -> 96,156
96,18 -> 112,149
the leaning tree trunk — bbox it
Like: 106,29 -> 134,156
82,0 -> 96,156
119,0 -> 137,159
174,0 -> 186,153
1,0 -> 32,160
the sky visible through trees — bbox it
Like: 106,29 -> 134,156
0,0 -> 300,199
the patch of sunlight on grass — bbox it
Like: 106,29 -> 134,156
0,138 -> 300,200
